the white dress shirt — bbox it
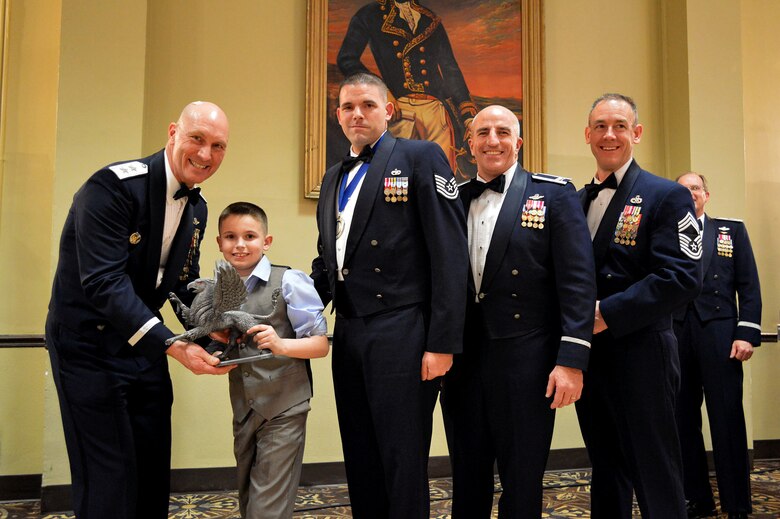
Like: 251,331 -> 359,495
157,153 -> 188,287
468,163 -> 517,293
336,133 -> 385,281
586,158 -> 632,240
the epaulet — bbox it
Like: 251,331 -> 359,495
531,173 -> 571,185
108,161 -> 148,179
714,217 -> 743,223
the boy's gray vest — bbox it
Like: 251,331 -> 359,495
227,265 -> 313,422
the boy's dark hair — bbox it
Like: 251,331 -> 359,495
218,202 -> 268,233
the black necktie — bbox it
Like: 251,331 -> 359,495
470,175 -> 506,196
173,184 -> 201,205
340,145 -> 374,173
584,173 -> 617,200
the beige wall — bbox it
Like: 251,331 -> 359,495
0,0 -> 60,477
1,0 -> 778,484
742,0 -> 780,440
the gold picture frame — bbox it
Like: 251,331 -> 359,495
304,0 -> 545,198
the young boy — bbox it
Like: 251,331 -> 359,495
214,201 -> 328,519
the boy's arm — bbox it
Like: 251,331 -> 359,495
246,268 -> 329,359
247,327 -> 329,359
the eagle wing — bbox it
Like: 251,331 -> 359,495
212,260 -> 248,315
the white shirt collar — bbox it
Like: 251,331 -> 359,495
594,157 -> 632,186
163,151 -> 184,201
475,162 -> 517,189
350,131 -> 386,157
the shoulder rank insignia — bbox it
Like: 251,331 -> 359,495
434,174 -> 458,200
531,173 -> 570,185
521,196 -> 546,229
129,232 -> 141,245
109,161 -> 148,179
717,226 -> 733,257
677,212 -> 703,260
614,204 -> 643,246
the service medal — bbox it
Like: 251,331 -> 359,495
336,214 -> 345,239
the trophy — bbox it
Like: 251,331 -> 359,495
166,261 -> 282,366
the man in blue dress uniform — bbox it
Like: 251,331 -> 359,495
674,172 -> 761,519
575,93 -> 702,518
311,72 -> 468,519
46,101 -> 233,519
442,105 -> 596,518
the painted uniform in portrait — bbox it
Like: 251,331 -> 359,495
673,215 -> 761,516
311,132 -> 468,519
337,0 -> 478,181
575,159 -> 702,518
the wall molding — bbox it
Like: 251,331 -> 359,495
0,334 -> 45,348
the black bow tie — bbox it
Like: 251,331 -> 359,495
340,145 -> 374,173
584,173 -> 617,200
471,175 -> 506,196
173,184 -> 201,205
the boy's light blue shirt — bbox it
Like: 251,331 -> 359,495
244,256 -> 327,338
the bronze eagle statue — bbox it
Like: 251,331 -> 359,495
166,260 -> 283,362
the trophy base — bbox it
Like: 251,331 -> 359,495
217,350 -> 274,367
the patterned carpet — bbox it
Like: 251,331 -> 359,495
2,460 -> 779,518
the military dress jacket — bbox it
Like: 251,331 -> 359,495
673,215 -> 762,345
47,149 -> 207,361
460,168 -> 597,370
311,133 -> 468,354
337,0 -> 476,128
579,160 -> 702,338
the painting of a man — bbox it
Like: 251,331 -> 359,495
326,0 -> 523,184
338,0 -> 477,181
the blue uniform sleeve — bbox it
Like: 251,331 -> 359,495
73,172 -> 176,356
282,269 -> 328,338
733,223 -> 762,345
550,184 -> 597,370
413,143 -> 469,353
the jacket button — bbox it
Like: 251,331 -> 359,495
420,46 -> 425,52
96,324 -> 105,331
396,52 -> 402,59
713,274 -> 719,280
514,314 -> 520,319
511,269 -> 518,276
715,306 -> 721,311
478,293 -> 485,300
376,294 -> 383,299
606,274 -> 613,279
511,293 -> 517,298
371,240 -> 379,246
342,268 -> 349,276
714,290 -> 719,295
393,40 -> 399,46
374,267 -> 381,273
